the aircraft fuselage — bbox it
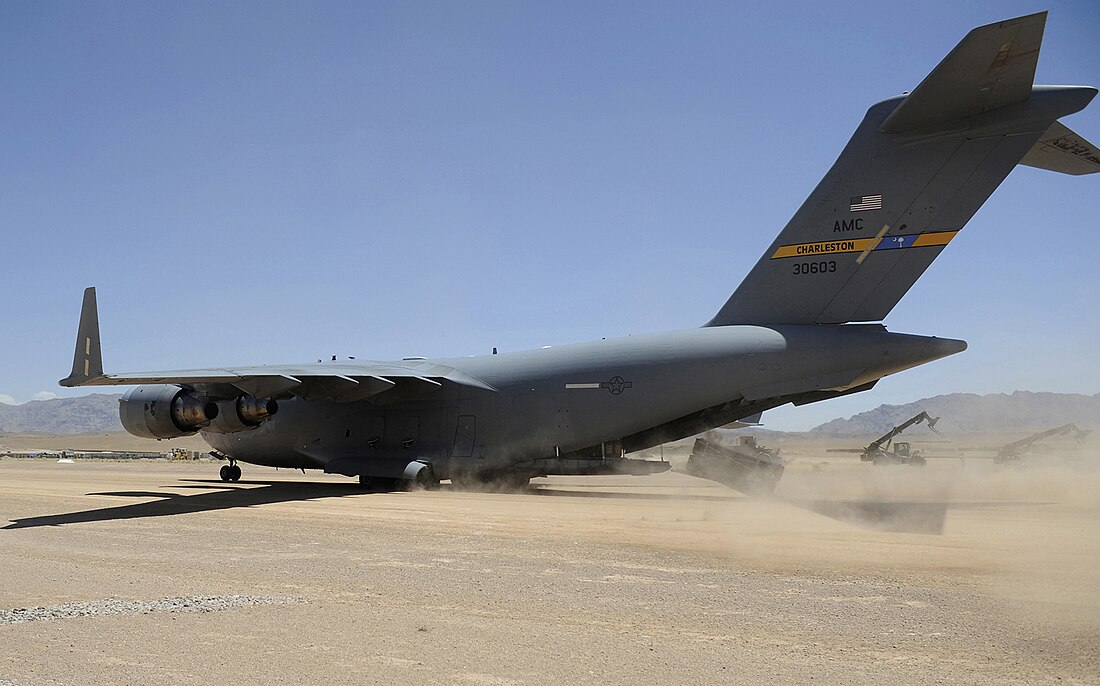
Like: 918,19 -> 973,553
201,324 -> 964,478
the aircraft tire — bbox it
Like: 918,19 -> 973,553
219,465 -> 232,482
409,467 -> 439,491
229,465 -> 242,482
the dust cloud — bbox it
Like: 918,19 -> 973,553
736,443 -> 1100,638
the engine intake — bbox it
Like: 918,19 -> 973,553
206,395 -> 279,434
119,385 -> 219,439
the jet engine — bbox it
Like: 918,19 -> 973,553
206,395 -> 279,434
119,385 -> 219,439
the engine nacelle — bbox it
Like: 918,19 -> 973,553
205,395 -> 279,434
119,385 -> 219,440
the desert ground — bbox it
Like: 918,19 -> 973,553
1,440 -> 1097,685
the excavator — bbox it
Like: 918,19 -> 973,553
860,411 -> 943,466
995,424 -> 1090,464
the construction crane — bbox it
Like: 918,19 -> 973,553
861,411 -> 942,466
995,424 -> 1090,464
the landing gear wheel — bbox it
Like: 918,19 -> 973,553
219,465 -> 232,482
409,467 -> 439,491
229,464 -> 242,481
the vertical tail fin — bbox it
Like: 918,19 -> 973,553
59,287 -> 104,387
708,12 -> 1096,327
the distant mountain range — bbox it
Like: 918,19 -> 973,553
0,394 -> 123,434
1,390 -> 1097,436
811,391 -> 1100,435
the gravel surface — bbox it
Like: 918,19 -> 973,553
0,595 -> 302,625
1,459 -> 1097,685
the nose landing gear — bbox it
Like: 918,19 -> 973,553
219,461 -> 242,482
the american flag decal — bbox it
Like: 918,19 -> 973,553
849,194 -> 882,212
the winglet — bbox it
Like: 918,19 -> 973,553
59,287 -> 104,387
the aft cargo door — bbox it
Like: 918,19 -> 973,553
452,415 -> 475,457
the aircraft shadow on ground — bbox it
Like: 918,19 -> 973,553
533,488 -> 951,534
527,487 -> 741,503
3,479 -> 700,530
2,479 -> 370,530
4,477 -> 1035,535
783,498 -> 1051,535
783,499 -> 950,535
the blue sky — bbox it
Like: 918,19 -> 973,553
1,1 -> 1097,430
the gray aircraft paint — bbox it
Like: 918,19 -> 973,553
60,13 -> 1097,483
708,13 -> 1095,326
197,326 -> 963,475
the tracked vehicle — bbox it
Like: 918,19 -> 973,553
685,434 -> 786,494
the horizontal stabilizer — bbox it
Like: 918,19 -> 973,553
708,12 -> 1097,327
1019,120 -> 1100,175
880,12 -> 1045,134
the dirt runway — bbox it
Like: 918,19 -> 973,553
1,458 -> 1097,685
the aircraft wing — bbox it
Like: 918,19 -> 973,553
59,288 -> 496,402
73,363 -> 497,402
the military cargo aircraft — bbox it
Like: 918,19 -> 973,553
61,12 -> 1097,488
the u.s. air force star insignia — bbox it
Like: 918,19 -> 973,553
600,376 -> 633,395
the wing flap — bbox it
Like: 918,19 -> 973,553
296,375 -> 393,402
232,375 -> 303,399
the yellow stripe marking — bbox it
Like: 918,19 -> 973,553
912,230 -> 958,247
771,229 -> 960,260
770,238 -> 873,259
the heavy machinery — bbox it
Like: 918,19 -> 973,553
684,433 -> 786,495
995,424 -> 1090,464
860,412 -> 942,466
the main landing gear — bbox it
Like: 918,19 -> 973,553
357,467 -> 439,491
219,461 -> 242,482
